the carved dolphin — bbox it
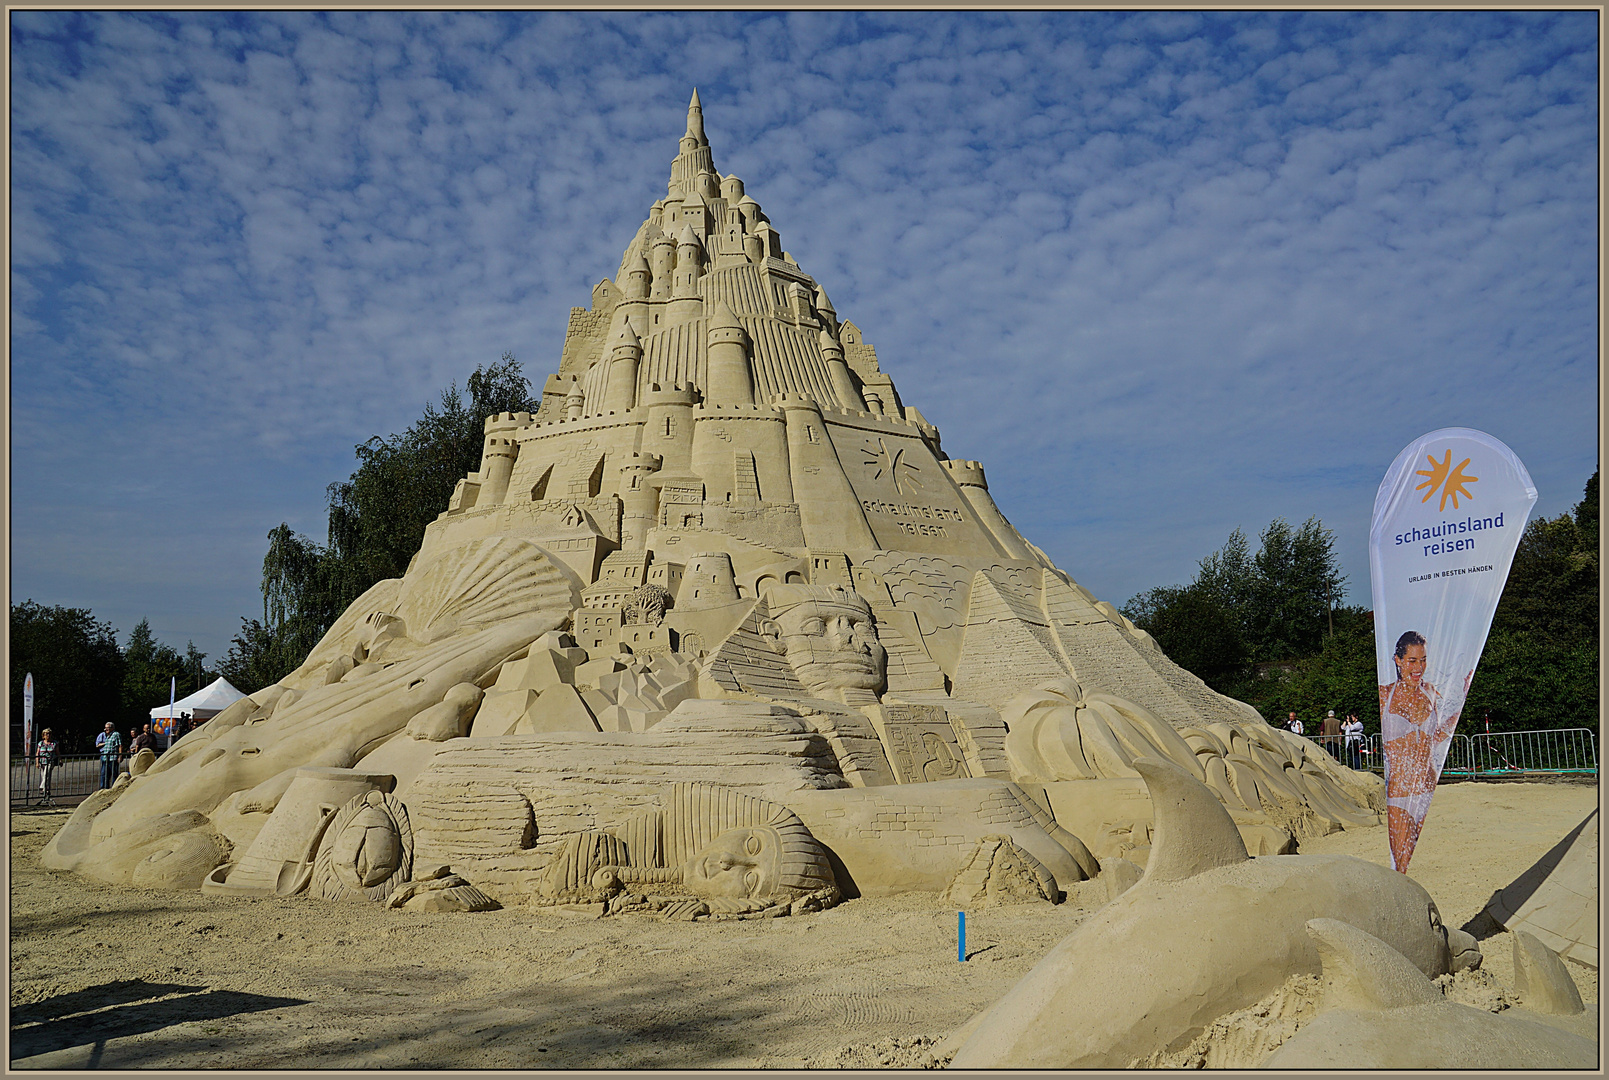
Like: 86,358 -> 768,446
948,756 -> 1476,1070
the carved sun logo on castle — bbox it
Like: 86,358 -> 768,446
1415,449 -> 1479,511
863,438 -> 924,495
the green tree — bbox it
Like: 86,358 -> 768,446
120,619 -> 213,726
1465,469 -> 1599,733
1124,582 -> 1249,688
9,601 -> 126,754
216,616 -> 295,694
1124,516 -> 1346,692
1246,518 -> 1347,662
243,353 -> 537,681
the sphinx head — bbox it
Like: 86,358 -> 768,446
759,584 -> 886,700
681,817 -> 836,904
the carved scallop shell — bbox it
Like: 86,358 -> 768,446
395,536 -> 580,644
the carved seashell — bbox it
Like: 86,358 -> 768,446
395,536 -> 580,644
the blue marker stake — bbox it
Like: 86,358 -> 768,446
958,911 -> 966,962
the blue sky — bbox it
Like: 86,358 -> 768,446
10,11 -> 1599,669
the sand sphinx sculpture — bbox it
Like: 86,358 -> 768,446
48,93 -> 1393,928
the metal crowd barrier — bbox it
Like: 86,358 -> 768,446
1353,728 -> 1597,779
1459,728 -> 1598,777
9,753 -> 121,808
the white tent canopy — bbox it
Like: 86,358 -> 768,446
151,676 -> 248,721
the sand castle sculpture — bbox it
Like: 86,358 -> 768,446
46,92 -> 1394,921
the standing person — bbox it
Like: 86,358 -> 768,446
95,722 -> 123,789
1320,710 -> 1342,757
1286,712 -> 1304,736
1342,713 -> 1365,770
131,723 -> 155,755
35,728 -> 59,807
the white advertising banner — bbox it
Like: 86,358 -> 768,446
1369,428 -> 1536,872
23,673 -> 34,759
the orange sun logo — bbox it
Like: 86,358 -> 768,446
1414,450 -> 1479,511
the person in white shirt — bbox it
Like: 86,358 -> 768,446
1341,714 -> 1366,770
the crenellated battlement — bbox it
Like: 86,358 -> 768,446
641,381 -> 698,407
620,452 -> 663,471
485,411 -> 533,432
942,459 -> 987,488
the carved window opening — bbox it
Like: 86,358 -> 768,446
734,451 -> 759,500
530,465 -> 553,502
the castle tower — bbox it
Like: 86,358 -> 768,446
943,459 -> 1033,560
675,551 -> 740,610
668,88 -> 716,199
617,452 -> 663,550
476,412 -> 530,507
667,223 -> 705,325
814,286 -> 839,337
778,393 -> 877,551
704,299 -> 754,407
819,327 -> 866,411
602,317 -> 643,414
649,230 -> 676,301
620,251 -> 652,338
787,281 -> 816,325
640,381 -> 697,472
737,194 -> 761,231
563,378 -> 585,422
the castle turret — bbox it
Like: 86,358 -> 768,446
695,169 -> 720,201
814,286 -> 839,337
623,252 -> 651,300
602,317 -> 643,414
942,459 -> 1033,560
668,223 -> 705,324
720,174 -> 745,204
617,452 -> 663,550
649,230 -> 676,301
754,219 -> 780,260
476,412 -> 529,507
787,280 -> 816,325
704,299 -> 754,406
563,378 -> 585,422
685,86 -> 706,145
778,393 -> 878,551
675,551 -> 740,610
620,252 -> 652,338
641,381 -> 698,472
819,327 -> 865,411
737,194 -> 761,231
669,88 -> 716,199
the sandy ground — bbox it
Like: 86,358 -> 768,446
9,778 -> 1597,1070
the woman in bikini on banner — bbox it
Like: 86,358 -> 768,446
1379,630 -> 1470,871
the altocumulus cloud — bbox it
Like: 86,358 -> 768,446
10,11 -> 1597,666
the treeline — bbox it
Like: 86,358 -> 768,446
1122,472 -> 1599,737
8,607 -> 214,754
217,354 -> 538,691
